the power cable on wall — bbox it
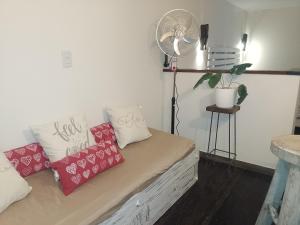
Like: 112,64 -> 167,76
175,78 -> 180,136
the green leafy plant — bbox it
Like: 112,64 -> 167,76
193,63 -> 252,105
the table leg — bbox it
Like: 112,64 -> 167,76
207,112 -> 213,153
277,164 -> 300,225
234,112 -> 237,159
229,114 -> 231,158
255,160 -> 289,225
214,113 -> 220,154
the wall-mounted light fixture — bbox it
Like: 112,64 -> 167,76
163,54 -> 169,68
200,24 -> 209,50
241,33 -> 248,51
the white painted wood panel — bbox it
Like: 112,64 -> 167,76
294,90 -> 300,127
99,149 -> 199,225
207,58 -> 240,66
208,47 -> 240,53
206,46 -> 241,69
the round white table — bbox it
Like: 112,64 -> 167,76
256,135 -> 300,225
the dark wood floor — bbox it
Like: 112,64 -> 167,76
155,156 -> 273,225
294,126 -> 300,134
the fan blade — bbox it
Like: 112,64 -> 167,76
183,36 -> 196,44
185,15 -> 193,30
174,38 -> 180,55
160,31 -> 174,42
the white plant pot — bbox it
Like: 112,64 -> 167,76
215,88 -> 237,108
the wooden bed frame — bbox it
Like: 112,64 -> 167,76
100,149 -> 199,225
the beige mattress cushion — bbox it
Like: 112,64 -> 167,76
0,128 -> 195,225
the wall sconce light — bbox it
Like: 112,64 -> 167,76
163,54 -> 169,68
200,24 -> 209,50
242,33 -> 248,51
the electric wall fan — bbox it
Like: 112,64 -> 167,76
156,9 -> 200,58
156,9 -> 200,135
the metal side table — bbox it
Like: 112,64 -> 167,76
206,104 -> 240,159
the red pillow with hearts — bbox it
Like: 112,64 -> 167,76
4,143 -> 50,177
90,122 -> 116,144
51,143 -> 124,195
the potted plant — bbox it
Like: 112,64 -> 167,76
193,63 -> 252,108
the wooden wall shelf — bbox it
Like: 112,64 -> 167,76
163,68 -> 300,75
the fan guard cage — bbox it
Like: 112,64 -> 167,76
156,9 -> 200,57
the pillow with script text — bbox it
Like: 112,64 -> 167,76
31,114 -> 96,163
106,105 -> 151,149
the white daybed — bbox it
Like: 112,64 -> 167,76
0,129 -> 199,225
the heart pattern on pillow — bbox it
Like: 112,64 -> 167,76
71,174 -> 81,185
44,161 -> 50,168
5,151 -> 13,159
107,157 -> 114,166
104,148 -> 111,156
90,122 -> 117,144
33,153 -> 41,162
96,150 -> 105,159
66,163 -> 77,175
100,160 -> 107,170
20,156 -> 32,167
115,154 -> 122,163
22,167 -> 33,177
4,143 -> 50,177
110,145 -> 118,153
34,163 -> 43,172
86,154 -> 96,165
92,165 -> 99,174
51,143 -> 124,195
77,159 -> 87,169
15,148 -> 26,156
82,170 -> 90,179
26,144 -> 38,152
71,152 -> 81,159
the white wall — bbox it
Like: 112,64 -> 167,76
163,73 -> 299,168
245,7 -> 300,71
1,0 -> 298,169
199,0 -> 247,49
163,0 -> 300,168
0,0 -> 200,151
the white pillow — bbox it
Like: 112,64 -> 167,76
31,114 -> 96,163
0,152 -> 32,213
106,105 -> 152,149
